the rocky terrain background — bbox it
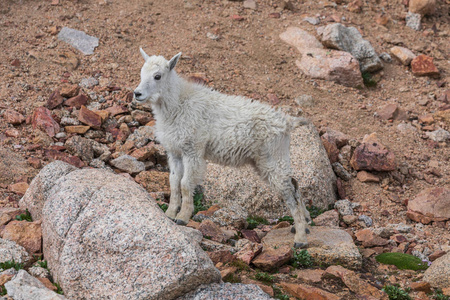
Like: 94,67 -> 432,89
0,0 -> 449,299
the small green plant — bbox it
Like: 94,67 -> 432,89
54,283 -> 64,295
273,286 -> 290,300
306,205 -> 325,219
15,209 -> 32,222
246,215 -> 269,229
278,216 -> 294,224
0,260 -> 24,271
223,273 -> 241,283
362,71 -> 377,87
158,203 -> 168,212
254,272 -> 275,283
0,286 -> 6,296
432,289 -> 450,300
230,259 -> 250,272
375,253 -> 429,271
193,189 -> 208,214
36,260 -> 48,269
291,249 -> 313,268
383,285 -> 411,300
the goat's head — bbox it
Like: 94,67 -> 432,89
133,48 -> 181,105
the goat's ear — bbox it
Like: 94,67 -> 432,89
169,52 -> 182,71
140,47 -> 150,62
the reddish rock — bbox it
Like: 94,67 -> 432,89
323,265 -> 388,299
391,234 -> 407,244
2,220 -> 42,254
267,93 -> 280,106
268,12 -> 281,18
347,0 -> 363,12
4,109 -> 25,125
272,221 -> 291,230
9,182 -> 29,195
313,210 -> 339,227
116,123 -> 131,142
65,125 -> 90,134
281,282 -> 339,300
390,46 -> 416,66
409,0 -> 436,15
78,105 -> 102,129
321,134 -> 339,164
47,90 -> 64,110
293,269 -> 324,284
230,15 -> 245,21
37,277 -> 58,291
350,136 -> 396,171
0,274 -> 13,286
418,114 -> 434,124
355,229 -> 389,247
0,208 -> 26,226
5,129 -> 20,138
27,157 -> 42,169
411,281 -> 432,293
95,110 -> 110,122
429,250 -> 446,261
357,171 -> 380,183
31,107 -> 60,137
198,219 -> 227,243
235,241 -> 262,265
240,229 -> 261,243
377,104 -> 407,121
131,110 -> 153,125
323,129 -> 350,148
135,170 -> 170,193
43,149 -> 85,168
65,94 -> 89,109
411,55 -> 440,77
10,59 -> 21,67
407,187 -> 450,223
131,144 -> 158,161
336,178 -> 346,199
207,250 -> 235,265
252,246 -> 292,271
59,84 -> 80,98
195,205 -> 221,219
105,105 -> 129,116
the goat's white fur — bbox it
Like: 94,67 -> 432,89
134,49 -> 311,247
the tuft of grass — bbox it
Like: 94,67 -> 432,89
15,209 -> 32,222
246,215 -> 269,230
158,203 -> 168,212
306,205 -> 325,219
254,272 -> 275,283
278,216 -> 294,224
362,72 -> 377,87
432,289 -> 450,300
273,286 -> 290,300
0,286 -> 6,296
223,273 -> 241,283
375,253 -> 429,271
383,285 -> 411,300
0,260 -> 24,271
193,189 -> 208,215
54,283 -> 64,295
36,260 -> 48,269
230,259 -> 250,272
291,249 -> 313,268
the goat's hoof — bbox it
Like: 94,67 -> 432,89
175,219 -> 187,226
291,226 -> 296,234
305,228 -> 310,234
294,242 -> 308,249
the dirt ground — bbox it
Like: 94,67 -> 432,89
0,0 -> 449,297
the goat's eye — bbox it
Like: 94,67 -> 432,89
154,74 -> 161,80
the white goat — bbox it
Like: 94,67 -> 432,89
133,49 -> 311,248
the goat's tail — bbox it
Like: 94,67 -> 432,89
288,116 -> 310,129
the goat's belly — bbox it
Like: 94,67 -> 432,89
205,146 -> 253,167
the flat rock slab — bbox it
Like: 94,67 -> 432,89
262,226 -> 362,269
20,161 -> 220,300
177,283 -> 272,300
58,27 -> 99,55
203,122 -> 337,219
4,270 -> 66,300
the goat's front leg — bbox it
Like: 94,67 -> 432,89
165,153 -> 184,220
175,154 -> 205,225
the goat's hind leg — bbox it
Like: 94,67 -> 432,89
166,154 -> 183,220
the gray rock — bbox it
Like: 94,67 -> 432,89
208,205 -> 248,228
332,162 -> 352,181
28,266 -> 50,278
65,135 -> 94,163
19,160 -> 77,220
303,17 -> 320,25
79,77 -> 99,89
426,129 -> 450,142
60,116 -> 80,126
0,148 -> 36,186
317,23 -> 383,73
109,154 -> 145,174
295,94 -> 315,108
379,52 -> 392,63
334,199 -> 358,216
358,215 -> 373,227
0,239 -> 31,265
177,283 -> 272,300
55,132 -> 67,139
203,122 -> 337,219
58,27 -> 99,55
406,12 -> 422,31
313,210 -> 339,227
424,252 -> 450,289
262,226 -> 362,269
126,126 -> 155,148
4,270 -> 66,300
25,162 -> 220,299
386,223 -> 413,233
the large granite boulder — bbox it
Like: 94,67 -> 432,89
177,283 -> 272,300
423,252 -> 450,289
203,122 -> 337,219
20,161 -> 221,300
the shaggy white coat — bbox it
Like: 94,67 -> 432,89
133,49 -> 310,247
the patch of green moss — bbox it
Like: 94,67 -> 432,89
375,253 -> 429,271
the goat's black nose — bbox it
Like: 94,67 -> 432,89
134,91 -> 142,98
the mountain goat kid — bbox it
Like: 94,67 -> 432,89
133,49 -> 311,248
